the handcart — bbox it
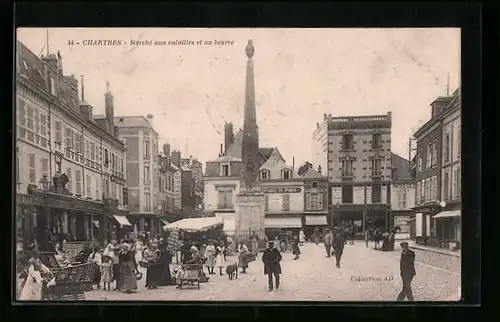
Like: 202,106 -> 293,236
178,263 -> 203,290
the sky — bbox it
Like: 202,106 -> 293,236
17,28 -> 460,167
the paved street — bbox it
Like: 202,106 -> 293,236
84,242 -> 460,301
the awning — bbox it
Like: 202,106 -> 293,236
433,210 -> 461,219
265,217 -> 302,229
305,215 -> 328,226
164,217 -> 223,232
160,219 -> 169,226
223,219 -> 235,233
93,220 -> 100,228
113,215 -> 132,227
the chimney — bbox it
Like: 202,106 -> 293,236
292,157 -> 295,172
171,150 -> 181,167
163,143 -> 171,157
430,96 -> 452,118
220,144 -> 223,156
146,114 -> 154,128
318,165 -> 322,174
105,81 -> 114,132
224,122 -> 234,152
79,102 -> 93,121
41,54 -> 58,72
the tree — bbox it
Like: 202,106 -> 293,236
297,161 -> 313,176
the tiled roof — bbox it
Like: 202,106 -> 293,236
114,116 -> 154,129
259,147 -> 274,160
223,128 -> 282,164
391,153 -> 413,182
300,168 -> 326,179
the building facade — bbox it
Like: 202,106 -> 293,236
390,153 -> 416,240
438,88 -> 461,248
412,96 -> 451,242
299,166 -> 329,236
181,156 -> 204,211
114,115 -> 163,236
313,113 -> 392,233
158,148 -> 183,223
16,41 -> 128,249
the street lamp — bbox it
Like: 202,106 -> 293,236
39,174 -> 50,191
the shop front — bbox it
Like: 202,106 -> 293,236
264,216 -> 302,240
433,202 -> 461,250
392,210 -> 414,240
411,204 -> 441,247
302,212 -> 328,236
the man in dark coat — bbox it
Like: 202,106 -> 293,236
262,241 -> 282,291
396,242 -> 416,301
332,232 -> 345,268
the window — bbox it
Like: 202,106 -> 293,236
86,175 -> 91,197
40,114 -> 47,137
153,167 -> 157,187
217,190 -> 233,209
95,177 -> 100,200
372,133 -> 382,149
282,194 -> 290,211
18,99 -> 26,126
55,121 -> 62,143
430,176 -> 436,201
121,158 -> 124,174
417,150 -> 422,172
312,181 -> 318,188
144,193 -> 151,211
372,184 -> 382,203
41,158 -> 49,177
65,127 -> 72,149
307,194 -> 323,210
426,144 -> 432,169
16,147 -> 20,185
424,178 -> 430,203
443,172 -> 449,201
415,181 -> 421,205
420,180 -> 424,202
457,126 -> 461,157
432,142 -> 438,167
398,192 -> 407,209
221,164 -> 230,176
342,159 -> 353,176
66,167 -> 72,192
27,106 -> 34,142
144,140 -> 150,159
265,195 -> 269,211
111,181 -> 116,199
342,134 -> 353,150
282,169 -> 291,179
28,153 -> 36,184
457,168 -> 461,197
144,166 -> 150,184
342,185 -> 353,204
90,142 -> 95,160
372,158 -> 382,176
453,168 -> 460,198
75,170 -> 82,195
104,179 -> 109,199
444,133 -> 450,163
260,170 -> 269,180
49,77 -> 56,95
34,109 -> 40,134
104,149 -> 109,167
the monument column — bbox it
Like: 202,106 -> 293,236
235,40 -> 266,246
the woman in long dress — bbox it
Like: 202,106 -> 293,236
134,238 -> 144,264
299,230 -> 306,246
87,247 -> 102,289
157,241 -> 174,286
143,242 -> 160,289
237,241 -> 250,274
118,243 -> 138,293
204,241 -> 216,274
215,240 -> 226,276
19,250 -> 54,301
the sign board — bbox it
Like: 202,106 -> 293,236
394,215 -> 410,233
262,187 -> 302,194
353,187 -> 364,204
331,187 -> 341,204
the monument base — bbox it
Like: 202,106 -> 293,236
235,189 -> 265,244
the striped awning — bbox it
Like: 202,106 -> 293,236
113,215 -> 132,227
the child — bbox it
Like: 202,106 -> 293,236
292,238 -> 301,260
100,255 -> 113,291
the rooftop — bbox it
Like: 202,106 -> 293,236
391,153 -> 413,182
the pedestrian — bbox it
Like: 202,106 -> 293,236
323,228 -> 334,257
157,240 -> 174,286
396,242 -> 416,301
299,229 -> 306,246
87,247 -> 102,289
238,241 -> 250,273
313,227 -> 320,245
143,242 -> 160,289
273,236 -> 281,252
118,243 -> 138,293
262,241 -> 282,291
215,240 -> 226,276
332,232 -> 345,268
364,229 -> 370,248
204,240 -> 216,274
251,234 -> 259,254
349,224 -> 356,245
100,255 -> 113,291
292,237 -> 301,260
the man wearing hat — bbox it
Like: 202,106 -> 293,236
262,240 -> 282,291
396,242 -> 416,301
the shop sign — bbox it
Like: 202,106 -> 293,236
262,187 -> 301,194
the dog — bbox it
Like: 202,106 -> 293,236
225,263 -> 238,280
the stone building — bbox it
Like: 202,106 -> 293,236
16,40 -> 128,248
312,113 -> 393,232
390,153 -> 415,240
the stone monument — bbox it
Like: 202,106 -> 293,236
235,40 -> 266,243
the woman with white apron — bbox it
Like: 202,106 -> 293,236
215,240 -> 226,276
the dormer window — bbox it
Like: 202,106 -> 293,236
220,163 -> 230,176
260,170 -> 270,180
282,169 -> 292,180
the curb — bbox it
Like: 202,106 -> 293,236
409,245 -> 461,258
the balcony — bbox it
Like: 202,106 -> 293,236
371,171 -> 383,179
341,171 -> 354,179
